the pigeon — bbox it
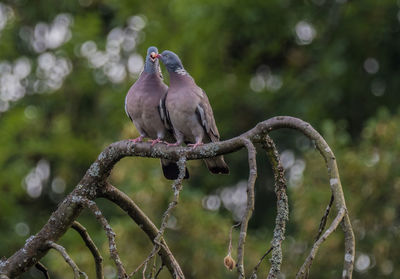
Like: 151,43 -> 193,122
157,50 -> 229,175
125,46 -> 189,180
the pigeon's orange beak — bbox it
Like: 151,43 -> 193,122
150,52 -> 158,62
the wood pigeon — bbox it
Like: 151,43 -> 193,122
157,50 -> 229,175
125,46 -> 189,180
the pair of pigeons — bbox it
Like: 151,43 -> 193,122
125,47 -> 229,180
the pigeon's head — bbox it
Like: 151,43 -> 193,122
147,46 -> 159,63
144,46 -> 161,74
157,50 -> 184,72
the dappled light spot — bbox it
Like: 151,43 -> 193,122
15,222 -> 30,237
202,195 -> 221,211
371,79 -> 385,97
250,65 -> 282,93
295,21 -> 316,45
51,177 -> 66,194
220,181 -> 247,221
30,14 -> 73,53
363,58 -> 379,74
127,54 -> 144,75
0,3 -> 14,34
355,253 -> 371,272
23,159 -> 51,198
104,265 -> 116,279
380,259 -> 393,276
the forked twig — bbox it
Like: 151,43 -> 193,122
296,207 -> 347,278
131,157 -> 187,279
315,194 -> 334,241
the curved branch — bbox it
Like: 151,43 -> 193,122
237,139 -> 257,278
47,241 -> 87,279
0,116 -> 354,279
71,221 -> 103,279
262,135 -> 289,279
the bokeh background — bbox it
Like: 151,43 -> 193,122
0,0 -> 399,278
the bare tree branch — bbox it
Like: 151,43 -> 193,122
155,263 -> 164,278
131,157 -> 187,279
237,139 -> 257,278
315,194 -> 334,242
296,207 -> 347,278
99,183 -> 183,278
262,135 -> 289,279
47,241 -> 87,279
0,116 -> 354,279
80,198 -> 127,278
250,247 -> 273,279
35,262 -> 50,279
71,221 -> 104,279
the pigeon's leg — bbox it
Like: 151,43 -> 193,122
130,135 -> 144,143
187,142 -> 204,148
188,137 -> 204,149
148,137 -> 163,146
167,130 -> 184,147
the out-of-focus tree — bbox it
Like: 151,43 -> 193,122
0,0 -> 399,278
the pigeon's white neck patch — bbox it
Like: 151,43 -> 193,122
175,67 -> 187,76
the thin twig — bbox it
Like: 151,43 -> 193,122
227,222 -> 241,256
71,221 -> 104,279
237,139 -> 257,278
262,135 -> 289,279
315,194 -> 334,241
296,207 -> 347,279
155,263 -> 164,278
130,157 -> 187,279
224,222 -> 241,271
35,262 -> 50,279
150,254 -> 157,278
250,247 -> 273,279
81,198 -> 127,278
47,241 -> 87,279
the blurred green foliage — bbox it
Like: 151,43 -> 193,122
0,0 -> 399,278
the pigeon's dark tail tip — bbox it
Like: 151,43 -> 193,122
204,156 -> 230,175
161,160 -> 190,180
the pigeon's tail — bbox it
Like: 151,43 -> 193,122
161,159 -> 190,180
204,156 -> 230,175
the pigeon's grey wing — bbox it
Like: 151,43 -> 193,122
124,94 -> 133,122
195,88 -> 220,142
158,91 -> 173,132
